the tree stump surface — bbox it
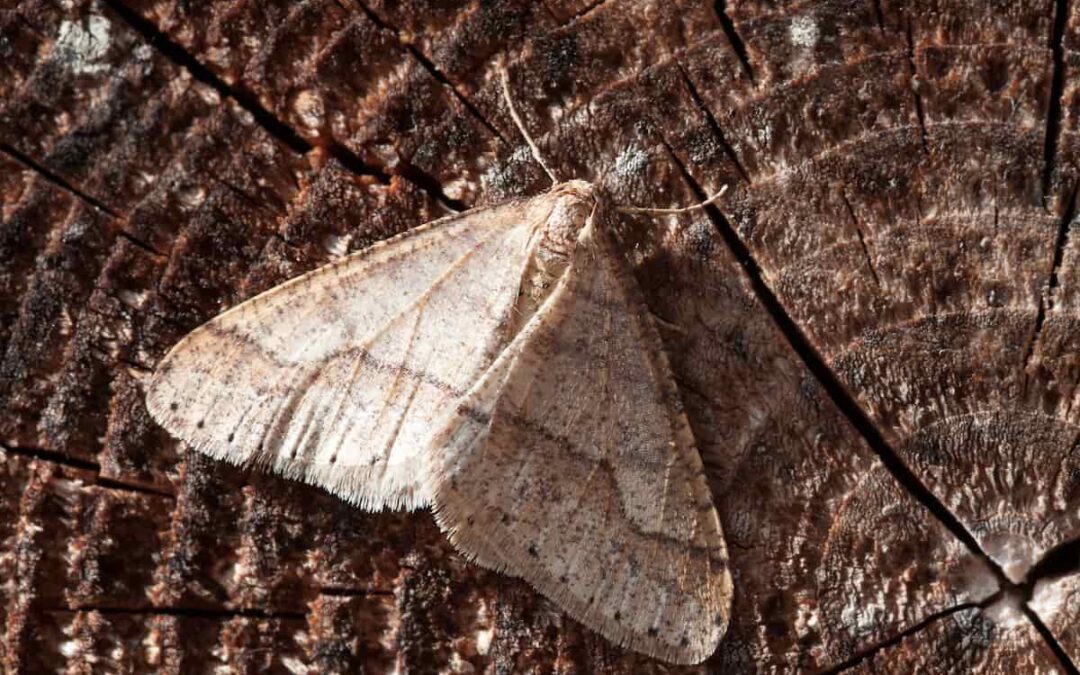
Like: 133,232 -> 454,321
2,0 -> 1080,672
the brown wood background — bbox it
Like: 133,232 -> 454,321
3,0 -> 1080,672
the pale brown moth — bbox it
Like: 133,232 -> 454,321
146,71 -> 732,664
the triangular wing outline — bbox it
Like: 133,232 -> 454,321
426,213 -> 732,664
146,195 -> 555,510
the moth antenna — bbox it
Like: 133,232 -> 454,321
499,67 -> 559,186
616,184 -> 729,215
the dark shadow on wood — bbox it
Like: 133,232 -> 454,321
712,0 -> 755,84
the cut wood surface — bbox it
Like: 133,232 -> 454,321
1,0 -> 1079,672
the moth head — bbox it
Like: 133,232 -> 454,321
538,180 -> 599,259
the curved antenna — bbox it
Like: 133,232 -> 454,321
616,184 -> 729,216
500,67 -> 559,186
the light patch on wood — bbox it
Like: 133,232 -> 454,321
146,180 -> 731,664
281,656 -> 310,674
475,626 -> 494,655
983,589 -> 1028,629
789,16 -> 819,49
54,15 -> 112,75
613,147 -> 650,178
292,90 -> 325,130
984,534 -> 1039,584
1030,577 -> 1069,626
177,185 -> 207,210
321,232 -> 352,259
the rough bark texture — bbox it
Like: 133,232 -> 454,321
2,0 -> 1080,672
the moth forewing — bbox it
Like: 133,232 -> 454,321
145,195 -> 556,511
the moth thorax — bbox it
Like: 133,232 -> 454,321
538,189 -> 594,259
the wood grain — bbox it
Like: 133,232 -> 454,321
3,0 -> 1080,672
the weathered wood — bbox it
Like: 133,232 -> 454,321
2,0 -> 1080,672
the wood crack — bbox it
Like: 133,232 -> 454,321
102,1 -> 311,155
0,143 -> 121,219
712,1 -> 755,84
675,63 -> 751,183
871,0 -> 886,33
998,493 -> 1080,674
349,0 -> 510,147
1,444 -> 175,499
817,602 -> 979,674
1,442 -> 100,472
1024,602 -> 1080,675
904,24 -> 929,154
116,231 -> 164,258
840,191 -> 882,288
392,159 -> 469,212
823,588 -> 1079,674
1025,530 -> 1080,591
1023,181 -> 1077,371
1043,0 -> 1070,204
105,0 -> 466,213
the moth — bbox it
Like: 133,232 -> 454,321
146,73 -> 732,664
